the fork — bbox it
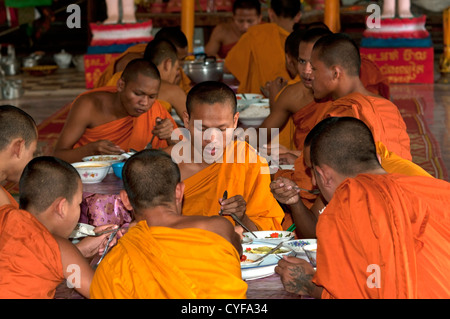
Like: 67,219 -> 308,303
93,228 -> 120,269
145,134 -> 156,150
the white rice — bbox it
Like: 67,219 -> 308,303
239,103 -> 270,118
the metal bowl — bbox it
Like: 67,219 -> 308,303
182,56 -> 224,83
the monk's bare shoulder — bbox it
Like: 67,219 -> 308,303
275,82 -> 313,114
176,215 -> 237,244
70,91 -> 117,127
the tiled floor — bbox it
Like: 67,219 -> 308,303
1,66 -> 449,180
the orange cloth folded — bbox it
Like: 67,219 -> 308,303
1,185 -> 18,208
90,221 -> 247,298
182,141 -> 284,231
72,87 -> 177,152
314,174 -> 450,298
0,205 -> 63,298
225,23 -> 291,94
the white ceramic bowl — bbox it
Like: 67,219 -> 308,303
243,230 -> 294,244
72,161 -> 111,184
82,154 -> 125,174
240,252 -> 264,268
236,93 -> 264,106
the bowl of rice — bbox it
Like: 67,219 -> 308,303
238,103 -> 270,127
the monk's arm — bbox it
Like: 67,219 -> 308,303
289,197 -> 320,238
55,236 -> 94,298
204,25 -> 224,59
207,216 -> 243,256
53,98 -> 121,163
160,84 -> 187,119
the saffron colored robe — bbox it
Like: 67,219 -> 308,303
90,221 -> 247,299
0,205 -> 64,298
276,93 -> 412,207
72,87 -> 177,152
314,174 -> 450,298
0,185 -> 18,208
225,23 -> 291,94
182,141 -> 284,231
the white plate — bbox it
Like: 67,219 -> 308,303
243,230 -> 294,244
283,239 -> 317,256
241,254 -> 279,280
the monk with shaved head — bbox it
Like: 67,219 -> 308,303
90,149 -> 247,298
54,59 -> 177,163
275,117 -> 450,299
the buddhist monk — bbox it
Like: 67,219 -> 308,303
260,26 -> 390,153
164,81 -> 284,231
0,157 -> 94,298
271,117 -> 432,239
54,59 -> 177,163
106,38 -> 187,119
0,105 -> 37,208
204,0 -> 262,59
274,33 -> 411,212
95,27 -> 191,92
275,117 -> 450,299
225,0 -> 301,93
90,149 -> 247,298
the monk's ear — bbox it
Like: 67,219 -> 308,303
314,164 -> 333,188
175,182 -> 185,206
9,138 -> 25,158
182,111 -> 190,129
120,190 -> 133,211
267,8 -> 277,22
117,77 -> 125,92
53,197 -> 67,220
331,65 -> 343,80
233,111 -> 239,129
293,11 -> 302,24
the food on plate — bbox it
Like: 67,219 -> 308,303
265,232 -> 286,238
86,156 -> 122,161
245,246 -> 288,254
239,103 -> 270,118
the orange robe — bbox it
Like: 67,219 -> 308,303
276,93 -> 412,207
313,174 -> 450,298
1,185 -> 18,208
225,23 -> 291,94
94,43 -> 192,94
360,56 -> 390,99
90,220 -> 247,298
0,205 -> 63,298
72,87 -> 177,152
182,141 -> 284,231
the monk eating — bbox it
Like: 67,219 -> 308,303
106,38 -> 187,119
89,149 -> 247,298
274,33 -> 411,213
275,117 -> 450,299
225,0 -> 301,93
0,105 -> 37,208
0,156 -> 94,298
204,0 -> 262,59
54,59 -> 177,163
164,81 -> 284,231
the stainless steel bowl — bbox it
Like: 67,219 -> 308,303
182,56 -> 224,83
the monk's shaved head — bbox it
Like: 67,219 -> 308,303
310,117 -> 381,175
154,27 -> 188,49
312,33 -> 361,77
123,149 -> 180,211
285,28 -> 305,58
121,58 -> 161,84
186,81 -> 237,116
144,38 -> 178,66
0,105 -> 37,151
19,156 -> 80,213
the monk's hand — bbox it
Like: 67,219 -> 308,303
152,117 -> 174,141
275,256 -> 317,296
219,194 -> 247,220
264,77 -> 288,100
75,224 -> 119,258
91,140 -> 124,155
270,177 -> 300,205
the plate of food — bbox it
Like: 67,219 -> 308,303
240,253 -> 280,280
82,154 -> 126,174
243,243 -> 291,257
238,103 -> 270,127
236,93 -> 264,107
243,230 -> 295,244
240,252 -> 264,269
